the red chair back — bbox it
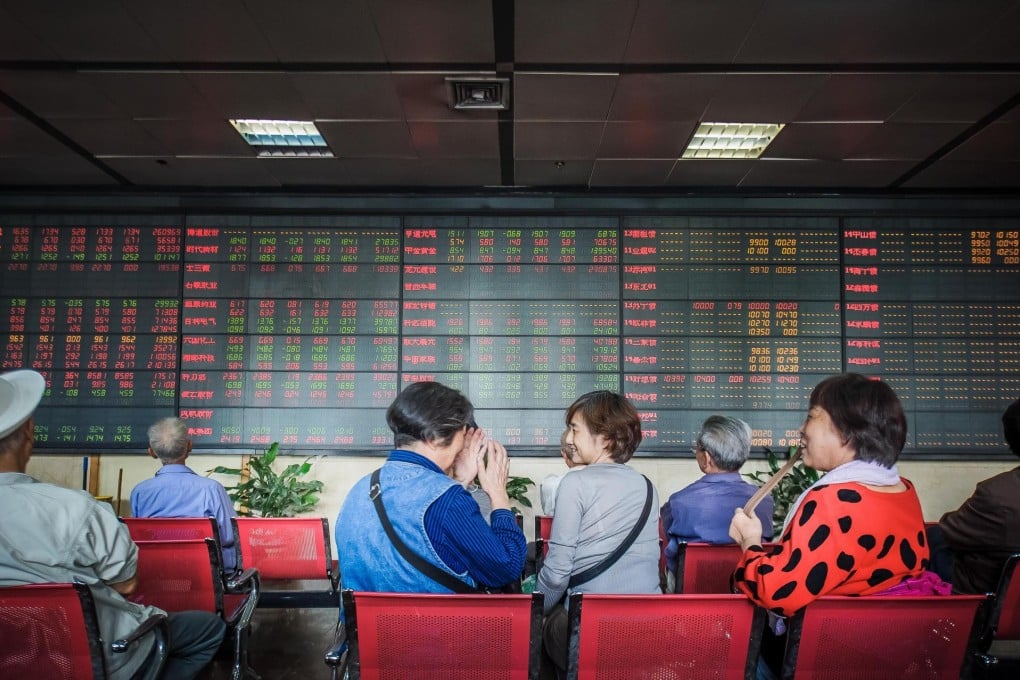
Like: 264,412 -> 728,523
784,594 -> 986,680
0,582 -> 105,679
132,539 -> 221,613
234,517 -> 333,581
343,590 -> 542,680
566,593 -> 763,680
676,542 -> 744,594
992,553 -> 1020,640
122,516 -> 219,543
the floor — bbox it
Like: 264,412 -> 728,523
201,606 -> 340,680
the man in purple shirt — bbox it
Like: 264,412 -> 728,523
131,417 -> 238,571
661,415 -> 774,579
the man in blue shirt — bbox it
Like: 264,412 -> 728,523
336,381 -> 526,593
131,416 -> 238,571
661,415 -> 774,578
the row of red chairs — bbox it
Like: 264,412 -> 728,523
328,590 -> 988,680
122,516 -> 340,607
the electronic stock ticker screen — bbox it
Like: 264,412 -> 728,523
2,214 -> 1018,456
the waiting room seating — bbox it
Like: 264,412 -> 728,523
233,516 -> 339,607
0,581 -> 168,680
782,594 -> 987,680
673,541 -> 745,594
132,538 -> 260,680
975,552 -> 1020,673
122,516 -> 236,575
331,589 -> 544,680
565,592 -> 763,680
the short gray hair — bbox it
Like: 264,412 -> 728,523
697,415 -> 752,472
148,417 -> 190,463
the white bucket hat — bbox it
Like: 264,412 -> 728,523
0,370 -> 45,439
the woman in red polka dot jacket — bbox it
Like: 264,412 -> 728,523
729,373 -> 932,617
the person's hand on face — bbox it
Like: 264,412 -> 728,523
452,426 -> 484,486
477,438 -> 512,510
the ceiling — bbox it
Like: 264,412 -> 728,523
1,0 -> 1020,193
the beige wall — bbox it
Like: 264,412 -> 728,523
26,452 -> 1016,556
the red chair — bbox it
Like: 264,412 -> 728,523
122,516 -> 236,574
534,514 -> 553,573
334,589 -> 543,680
675,541 -> 745,594
782,594 -> 987,680
975,552 -> 1020,668
132,538 -> 259,680
566,592 -> 764,680
233,516 -> 339,607
0,581 -> 168,680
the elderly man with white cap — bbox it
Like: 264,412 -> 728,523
0,369 -> 226,680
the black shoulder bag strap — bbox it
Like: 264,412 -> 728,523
568,475 -> 653,589
369,468 -> 482,594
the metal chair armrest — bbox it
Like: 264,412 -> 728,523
324,621 -> 348,680
111,612 -> 168,653
225,567 -> 260,592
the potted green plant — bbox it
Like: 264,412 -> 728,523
743,445 -> 819,536
505,475 -> 535,516
209,442 -> 324,517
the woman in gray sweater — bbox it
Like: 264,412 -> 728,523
537,390 -> 660,678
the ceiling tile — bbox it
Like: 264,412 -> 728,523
740,159 -> 914,188
945,122 -> 1020,161
590,158 -> 674,186
104,157 -> 280,187
904,160 -> 1020,188
609,74 -> 723,122
795,74 -> 935,123
703,74 -> 827,123
737,0 -> 1018,63
85,72 -> 216,119
317,121 -> 415,158
892,74 -> 1020,123
598,121 -> 694,158
408,121 -> 499,158
625,0 -> 764,63
290,73 -> 405,120
54,119 -> 169,156
515,159 -> 593,186
243,0 -> 387,62
136,119 -> 254,157
847,123 -> 968,160
185,73 -> 313,120
4,0 -> 162,61
0,118 -> 76,155
0,156 -> 118,185
515,0 -> 637,63
0,72 -> 121,119
0,6 -> 59,60
368,0 -> 493,63
516,122 -> 603,160
763,123 -> 880,161
515,73 -> 617,122
666,159 -> 754,187
122,0 -> 278,62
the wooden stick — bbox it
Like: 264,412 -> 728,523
116,468 -> 124,516
743,447 -> 803,517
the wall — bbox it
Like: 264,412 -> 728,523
26,453 -> 1016,553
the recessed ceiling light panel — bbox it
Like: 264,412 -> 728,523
682,122 -> 785,159
230,119 -> 334,157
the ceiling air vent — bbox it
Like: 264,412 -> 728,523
446,76 -> 510,110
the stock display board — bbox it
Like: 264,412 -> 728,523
1,213 -> 1019,455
